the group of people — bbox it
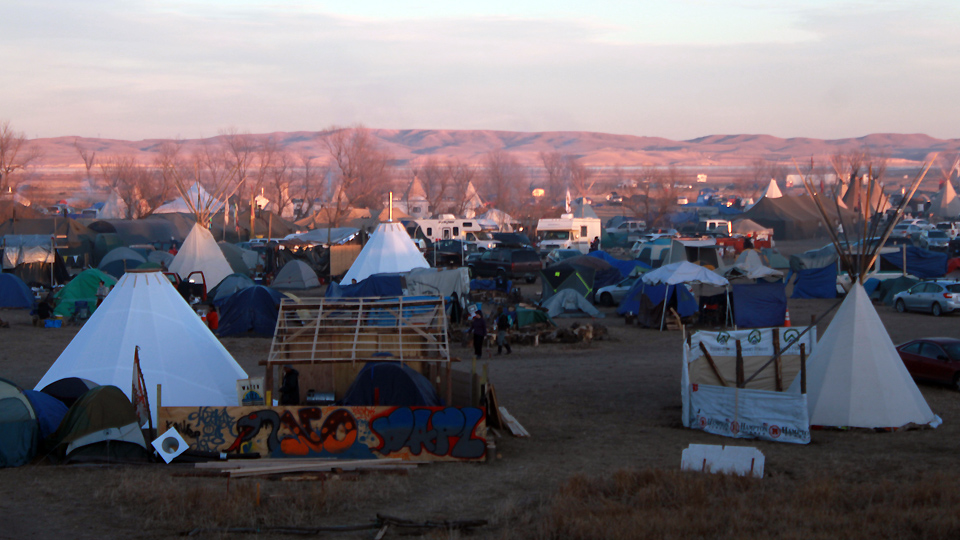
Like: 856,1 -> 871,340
469,305 -> 515,358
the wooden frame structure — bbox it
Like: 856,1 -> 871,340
267,296 -> 451,365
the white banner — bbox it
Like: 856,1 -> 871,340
688,384 -> 810,444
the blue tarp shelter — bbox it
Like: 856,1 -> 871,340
218,286 -> 285,337
618,280 -> 698,323
732,282 -> 787,328
881,246 -> 948,279
0,273 -> 34,308
326,274 -> 404,298
790,265 -> 837,299
339,362 -> 442,407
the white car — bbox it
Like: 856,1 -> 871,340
596,276 -> 640,306
902,219 -> 935,230
935,221 -> 960,240
919,230 -> 950,251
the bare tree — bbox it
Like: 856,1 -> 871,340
445,159 -> 477,217
0,121 -> 42,193
320,125 -> 394,227
295,150 -> 327,219
266,150 -> 295,218
539,151 -> 569,205
411,157 -> 450,215
74,139 -> 97,178
221,128 -> 255,201
481,149 -> 525,214
567,156 -> 594,199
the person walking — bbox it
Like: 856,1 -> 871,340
279,365 -> 300,405
470,310 -> 487,359
495,306 -> 512,355
96,280 -> 110,308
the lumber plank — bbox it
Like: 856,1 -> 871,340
497,407 -> 529,438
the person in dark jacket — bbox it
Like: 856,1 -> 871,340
470,311 -> 487,359
495,306 -> 512,355
279,365 -> 300,405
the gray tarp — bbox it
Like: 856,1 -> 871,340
541,289 -> 603,318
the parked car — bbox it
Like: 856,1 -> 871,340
902,218 -> 935,230
919,230 -> 951,251
596,276 -> 640,306
630,237 -> 674,267
893,281 -> 960,316
467,248 -> 542,283
639,228 -> 680,243
896,337 -> 960,389
935,221 -> 960,239
492,232 -> 535,250
423,239 -> 477,267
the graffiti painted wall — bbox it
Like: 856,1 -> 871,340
158,406 -> 487,462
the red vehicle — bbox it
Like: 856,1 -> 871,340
896,337 -> 960,389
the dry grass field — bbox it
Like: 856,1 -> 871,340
2,239 -> 960,539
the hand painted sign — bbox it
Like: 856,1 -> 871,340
158,405 -> 486,462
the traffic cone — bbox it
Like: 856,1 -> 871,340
784,307 -> 792,327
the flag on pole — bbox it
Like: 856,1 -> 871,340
132,346 -> 152,429
565,188 -> 572,213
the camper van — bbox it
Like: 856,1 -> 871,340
408,215 -> 499,251
696,219 -> 731,236
536,215 -> 602,254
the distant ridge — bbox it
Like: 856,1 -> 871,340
27,129 -> 960,170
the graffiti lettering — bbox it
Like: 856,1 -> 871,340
372,407 -> 485,459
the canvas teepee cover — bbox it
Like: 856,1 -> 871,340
169,223 -> 233,290
341,221 -> 429,283
929,181 -> 960,220
761,179 -> 783,199
789,283 -> 940,429
35,271 -> 248,422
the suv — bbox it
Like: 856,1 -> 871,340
919,230 -> 950,251
424,239 -> 477,267
893,281 -> 960,316
467,248 -> 542,283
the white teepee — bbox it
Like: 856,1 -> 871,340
341,221 -> 429,283
929,181 -> 960,219
154,184 -> 225,215
760,179 -> 783,199
788,283 -> 940,429
35,270 -> 248,422
169,223 -> 233,290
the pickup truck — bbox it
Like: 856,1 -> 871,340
467,248 -> 542,283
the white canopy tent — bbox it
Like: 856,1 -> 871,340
35,270 -> 249,423
641,261 -> 731,330
341,221 -> 429,284
787,283 -> 940,429
168,223 -> 234,291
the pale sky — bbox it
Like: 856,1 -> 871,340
3,0 -> 959,141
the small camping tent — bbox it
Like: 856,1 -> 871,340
0,273 -> 34,308
210,273 -> 257,306
339,362 -> 442,407
272,260 -> 321,289
53,268 -> 117,318
541,289 -> 603,318
97,246 -> 146,278
218,285 -> 285,337
44,385 -> 150,463
0,378 -> 39,468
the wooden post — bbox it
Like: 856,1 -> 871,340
698,342 -> 729,387
250,193 -> 256,241
445,362 -> 452,406
268,212 -> 273,240
735,340 -> 744,388
772,328 -> 783,391
264,364 -> 274,405
800,343 -> 807,394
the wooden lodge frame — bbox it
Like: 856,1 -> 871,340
262,297 -> 454,402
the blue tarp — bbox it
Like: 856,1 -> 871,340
881,246 -> 948,279
470,278 -> 511,292
218,286 -> 285,337
0,273 -> 34,308
618,280 -> 697,317
587,251 -> 651,278
732,282 -> 787,328
339,362 -> 442,407
23,389 -> 68,440
790,265 -> 837,299
327,273 -> 405,298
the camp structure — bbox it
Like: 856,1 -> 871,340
541,288 -> 602,318
682,327 -> 815,444
39,377 -> 98,408
44,386 -> 150,463
759,179 -> 783,200
217,285 -> 285,337
209,272 -> 257,306
0,273 -> 34,308
53,268 -> 117,319
36,270 -> 249,422
97,246 -> 146,279
1,234 -> 70,286
739,196 -> 854,240
787,158 -> 941,429
928,181 -> 960,220
154,184 -> 225,215
641,261 -> 730,330
272,260 -> 320,290
340,362 -> 442,407
267,295 -> 451,402
168,223 -> 234,291
341,221 -> 429,284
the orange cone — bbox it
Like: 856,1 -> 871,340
784,307 -> 792,327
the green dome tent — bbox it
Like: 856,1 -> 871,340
53,268 -> 117,318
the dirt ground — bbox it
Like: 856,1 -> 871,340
2,239 -> 960,539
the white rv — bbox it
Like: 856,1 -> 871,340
408,215 -> 499,250
536,214 -> 602,254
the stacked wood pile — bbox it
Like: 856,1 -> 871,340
512,322 -> 609,346
192,458 -> 419,479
